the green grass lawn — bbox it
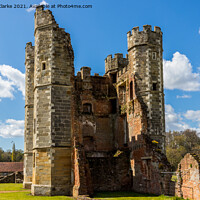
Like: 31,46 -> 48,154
0,184 -> 73,200
0,184 -> 185,200
93,192 -> 185,200
0,183 -> 26,191
0,192 -> 74,200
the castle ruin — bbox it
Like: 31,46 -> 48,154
24,5 -> 174,197
176,153 -> 200,200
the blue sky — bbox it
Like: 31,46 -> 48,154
0,0 -> 200,150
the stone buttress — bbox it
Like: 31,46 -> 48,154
24,42 -> 34,189
31,5 -> 74,195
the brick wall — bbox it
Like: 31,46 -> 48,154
176,153 -> 200,200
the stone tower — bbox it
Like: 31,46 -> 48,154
24,5 -> 74,195
24,7 -> 173,196
24,42 -> 34,189
127,25 -> 165,151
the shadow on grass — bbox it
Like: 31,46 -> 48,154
93,191 -> 158,198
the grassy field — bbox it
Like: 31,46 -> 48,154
0,184 -> 73,200
0,183 -> 27,191
0,184 -> 185,200
93,192 -> 185,200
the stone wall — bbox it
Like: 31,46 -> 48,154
176,153 -> 200,200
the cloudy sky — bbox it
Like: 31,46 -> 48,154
0,0 -> 200,150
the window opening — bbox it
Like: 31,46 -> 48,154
42,63 -> 46,70
110,99 -> 117,114
110,73 -> 117,83
152,52 -> 156,60
83,103 -> 92,114
130,81 -> 133,100
153,83 -> 157,91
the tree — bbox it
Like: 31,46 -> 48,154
166,129 -> 200,170
0,147 -> 23,162
11,143 -> 16,162
15,149 -> 24,162
2,150 -> 12,162
0,147 -> 4,162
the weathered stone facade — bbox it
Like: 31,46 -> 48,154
176,153 -> 200,200
24,5 -> 174,197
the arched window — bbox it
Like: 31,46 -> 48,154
83,103 -> 92,114
130,81 -> 133,100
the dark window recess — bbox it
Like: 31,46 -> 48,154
42,63 -> 46,70
130,81 -> 133,100
110,73 -> 117,83
153,83 -> 157,91
83,103 -> 92,114
152,52 -> 156,60
110,99 -> 117,114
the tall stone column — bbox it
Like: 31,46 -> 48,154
31,5 -> 74,195
24,42 -> 34,189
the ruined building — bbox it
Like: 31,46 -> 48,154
24,5 -> 174,197
176,153 -> 200,200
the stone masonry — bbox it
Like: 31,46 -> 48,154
176,153 -> 200,200
24,5 -> 174,197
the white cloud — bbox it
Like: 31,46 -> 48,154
165,104 -> 190,132
184,110 -> 200,122
0,76 -> 15,99
198,27 -> 200,35
163,52 -> 200,91
26,1 -> 49,12
165,105 -> 200,133
0,65 -> 25,98
176,95 -> 191,99
0,119 -> 24,138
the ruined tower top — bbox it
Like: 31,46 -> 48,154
127,25 -> 162,51
105,53 -> 128,75
34,5 -> 58,33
